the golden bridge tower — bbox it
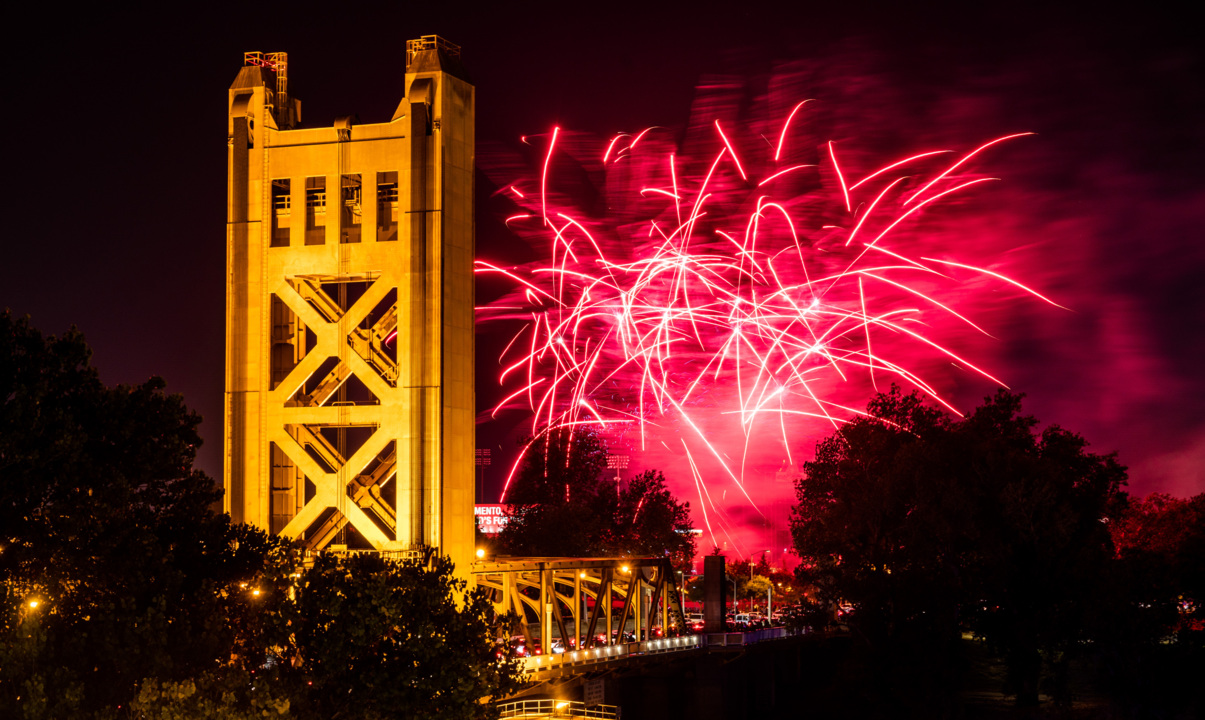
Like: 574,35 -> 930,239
224,37 -> 475,575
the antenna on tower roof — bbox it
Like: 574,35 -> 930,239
244,51 -> 292,128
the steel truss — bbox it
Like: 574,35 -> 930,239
473,556 -> 687,650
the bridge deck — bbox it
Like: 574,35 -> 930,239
519,628 -> 796,678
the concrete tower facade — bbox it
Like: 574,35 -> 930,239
224,37 -> 475,574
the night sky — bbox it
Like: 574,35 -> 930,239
5,3 -> 1201,535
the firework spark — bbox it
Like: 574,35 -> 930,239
478,99 -> 1059,554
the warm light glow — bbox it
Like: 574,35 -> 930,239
28,600 -> 39,609
476,547 -> 486,559
621,565 -> 630,574
252,588 -> 261,597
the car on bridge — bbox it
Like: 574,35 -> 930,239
508,636 -> 543,657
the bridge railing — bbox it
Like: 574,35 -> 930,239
521,634 -> 702,674
704,627 -> 792,646
519,628 -> 806,674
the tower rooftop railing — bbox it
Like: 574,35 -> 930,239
406,35 -> 461,61
497,699 -> 617,719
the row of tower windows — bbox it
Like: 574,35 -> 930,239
271,172 -> 399,246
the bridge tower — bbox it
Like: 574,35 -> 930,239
223,37 -> 475,575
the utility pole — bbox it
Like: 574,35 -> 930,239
475,448 -> 490,503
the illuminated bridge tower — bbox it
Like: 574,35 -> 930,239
224,37 -> 475,575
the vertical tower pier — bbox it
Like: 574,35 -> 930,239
224,37 -> 475,574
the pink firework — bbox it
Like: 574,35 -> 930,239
477,98 -> 1063,554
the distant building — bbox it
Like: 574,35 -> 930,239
223,37 -> 475,575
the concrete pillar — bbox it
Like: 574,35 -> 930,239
704,555 -> 726,632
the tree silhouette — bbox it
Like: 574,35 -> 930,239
497,428 -> 695,567
1,310 -> 288,717
791,386 -> 1128,708
1,312 -> 525,719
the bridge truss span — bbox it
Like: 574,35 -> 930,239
472,556 -> 688,654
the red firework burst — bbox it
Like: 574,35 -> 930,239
477,97 -> 1063,553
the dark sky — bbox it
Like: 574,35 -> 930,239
4,2 -> 1201,512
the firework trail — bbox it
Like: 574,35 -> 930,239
477,91 -> 1062,555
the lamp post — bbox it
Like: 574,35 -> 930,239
676,570 -> 684,630
747,557 -> 755,613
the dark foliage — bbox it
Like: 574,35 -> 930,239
129,552 -> 525,720
791,386 -> 1131,711
955,392 -> 1128,707
496,427 -> 694,569
275,553 -> 523,720
1,312 -> 525,719
1,310 -> 289,718
1091,492 -> 1205,715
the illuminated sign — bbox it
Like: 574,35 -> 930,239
474,504 -> 509,534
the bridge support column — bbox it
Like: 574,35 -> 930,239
574,571 -> 582,647
634,576 -> 642,641
541,564 -> 552,649
704,555 -> 726,632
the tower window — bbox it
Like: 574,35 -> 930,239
342,174 -> 362,244
377,171 -> 398,242
305,177 -> 326,245
271,178 -> 291,247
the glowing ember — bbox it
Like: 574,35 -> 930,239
478,95 -> 1062,555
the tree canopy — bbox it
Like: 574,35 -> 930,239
131,553 -> 525,720
791,386 -> 1130,708
1,311 -> 524,719
1,310 -> 284,717
495,428 -> 695,569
